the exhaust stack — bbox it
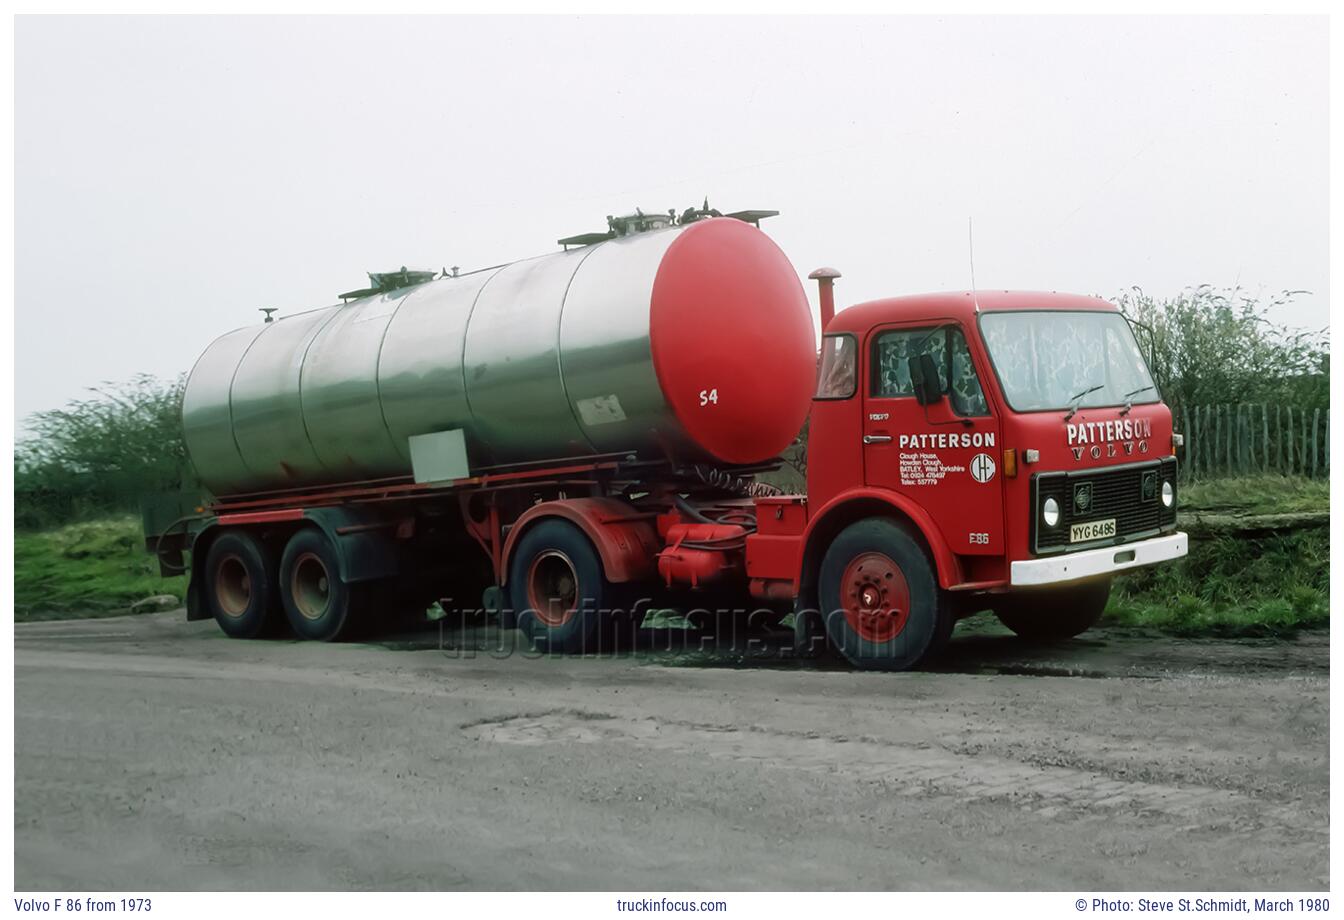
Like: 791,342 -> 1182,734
808,267 -> 841,332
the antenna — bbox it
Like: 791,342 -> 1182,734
968,217 -> 981,313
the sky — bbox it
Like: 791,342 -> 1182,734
14,15 -> 1329,422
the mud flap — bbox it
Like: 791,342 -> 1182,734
301,507 -> 401,584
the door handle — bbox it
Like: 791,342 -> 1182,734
863,435 -> 893,444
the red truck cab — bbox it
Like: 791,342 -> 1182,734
745,289 -> 1188,670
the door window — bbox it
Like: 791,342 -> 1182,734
872,326 -> 989,416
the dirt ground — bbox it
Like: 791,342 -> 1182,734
13,611 -> 1329,891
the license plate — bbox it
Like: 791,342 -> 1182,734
1070,518 -> 1117,543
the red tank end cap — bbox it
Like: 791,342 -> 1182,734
649,218 -> 816,465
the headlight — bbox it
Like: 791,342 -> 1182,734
1161,480 -> 1174,508
1042,496 -> 1060,527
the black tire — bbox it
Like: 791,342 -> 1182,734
993,578 -> 1111,640
508,520 -> 617,655
818,517 -> 951,671
203,530 -> 282,639
279,528 -> 367,641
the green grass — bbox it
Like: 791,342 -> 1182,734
14,517 -> 186,622
1107,475 -> 1328,636
1180,474 -> 1329,515
1106,527 -> 1328,637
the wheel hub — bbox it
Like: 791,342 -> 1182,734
291,552 -> 332,621
840,551 -> 911,644
214,554 -> 252,618
527,550 -> 580,628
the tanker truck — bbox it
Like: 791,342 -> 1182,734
143,206 -> 1188,671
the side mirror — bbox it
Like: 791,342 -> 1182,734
908,353 -> 942,406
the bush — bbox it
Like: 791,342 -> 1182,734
1114,286 -> 1329,417
15,374 -> 188,529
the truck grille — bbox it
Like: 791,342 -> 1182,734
1031,457 -> 1178,554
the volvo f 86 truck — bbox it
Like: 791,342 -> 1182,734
145,207 -> 1187,671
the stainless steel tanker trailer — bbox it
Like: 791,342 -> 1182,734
146,205 -> 1187,671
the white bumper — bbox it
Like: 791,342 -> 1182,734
1010,532 -> 1188,587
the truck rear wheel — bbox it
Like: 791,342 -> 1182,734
509,520 -> 613,655
818,518 -> 951,671
203,530 -> 281,639
993,578 -> 1111,640
279,528 -> 367,641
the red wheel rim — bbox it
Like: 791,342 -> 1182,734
526,550 -> 580,628
214,554 -> 251,618
840,551 -> 911,643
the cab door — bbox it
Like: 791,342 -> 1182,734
861,320 -> 1005,559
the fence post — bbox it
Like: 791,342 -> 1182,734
1304,410 -> 1312,479
1235,405 -> 1243,474
1326,410 -> 1331,474
1276,405 -> 1283,472
1312,408 -> 1320,478
1202,405 -> 1210,477
1243,405 -> 1251,473
1240,405 -> 1249,474
1261,403 -> 1269,474
1214,406 -> 1223,477
1181,406 -> 1192,480
1241,402 -> 1252,470
1226,404 -> 1234,473
1287,407 -> 1295,475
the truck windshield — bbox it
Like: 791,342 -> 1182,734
979,311 -> 1158,412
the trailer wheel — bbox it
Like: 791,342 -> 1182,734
818,518 -> 952,671
993,578 -> 1111,640
279,529 -> 367,641
203,530 -> 281,639
509,520 -> 612,654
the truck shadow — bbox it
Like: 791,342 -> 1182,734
373,616 -> 1120,678
372,612 -> 1326,679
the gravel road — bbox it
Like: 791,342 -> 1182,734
13,612 -> 1328,891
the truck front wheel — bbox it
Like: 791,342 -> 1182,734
818,518 -> 952,671
993,578 -> 1111,640
203,530 -> 282,639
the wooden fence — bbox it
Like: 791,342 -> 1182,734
1176,404 -> 1330,480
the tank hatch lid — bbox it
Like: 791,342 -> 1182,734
339,267 -> 437,302
557,230 -> 616,250
723,209 -> 779,227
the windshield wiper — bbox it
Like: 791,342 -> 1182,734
1063,384 -> 1104,421
1120,384 -> 1156,416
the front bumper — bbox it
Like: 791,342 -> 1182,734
1009,532 -> 1188,587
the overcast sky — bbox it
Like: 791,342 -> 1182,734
15,15 -> 1328,422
